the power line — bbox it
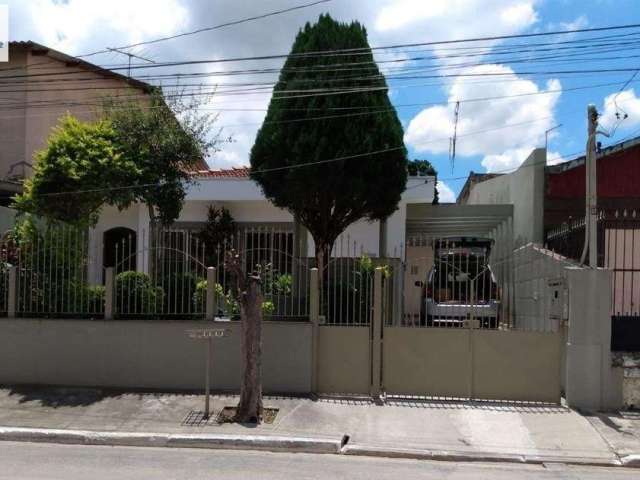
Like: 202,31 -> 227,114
5,40 -> 640,91
78,0 -> 333,58
5,23 -> 640,84
8,28 -> 639,76
3,77 -> 639,127
5,125 -> 640,200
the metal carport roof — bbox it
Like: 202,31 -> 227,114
406,204 -> 513,239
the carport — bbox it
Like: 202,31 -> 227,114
402,203 -> 514,325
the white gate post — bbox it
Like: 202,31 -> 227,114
206,267 -> 216,321
564,267 -> 619,409
371,267 -> 384,399
7,265 -> 17,318
104,267 -> 114,320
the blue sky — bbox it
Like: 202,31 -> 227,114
5,0 -> 640,201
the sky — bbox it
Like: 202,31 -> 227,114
5,0 -> 640,202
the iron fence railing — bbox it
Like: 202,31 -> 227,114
111,225 -> 310,320
5,225 -> 105,318
0,259 -> 8,317
1,223 -> 393,324
322,256 -> 374,325
546,208 -> 639,318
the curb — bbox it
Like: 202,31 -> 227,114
0,426 -> 635,468
341,445 -> 625,468
0,427 -> 342,455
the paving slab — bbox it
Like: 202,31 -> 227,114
585,411 -> 640,461
0,387 -> 625,465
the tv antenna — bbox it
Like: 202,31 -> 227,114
106,47 -> 155,78
448,101 -> 460,173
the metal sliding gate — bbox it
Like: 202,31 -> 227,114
381,236 -> 561,404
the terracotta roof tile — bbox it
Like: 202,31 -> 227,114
192,167 -> 251,179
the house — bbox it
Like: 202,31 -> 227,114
0,41 -> 435,273
0,41 -> 198,205
88,167 -> 436,283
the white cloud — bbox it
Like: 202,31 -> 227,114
559,14 -> 588,31
404,64 -> 562,172
480,147 -> 534,172
20,0 -> 189,55
546,150 -> 564,166
500,2 -> 538,27
376,0 -> 538,34
437,181 -> 456,203
8,0 -> 546,167
599,89 -> 640,133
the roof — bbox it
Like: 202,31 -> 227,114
8,41 -> 154,93
192,167 -> 251,179
546,134 -> 640,174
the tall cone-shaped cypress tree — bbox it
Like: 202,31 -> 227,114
251,14 -> 408,284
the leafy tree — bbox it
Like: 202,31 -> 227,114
16,90 -> 219,226
408,159 -> 439,204
14,116 -> 137,225
250,14 -> 408,277
102,90 -> 219,226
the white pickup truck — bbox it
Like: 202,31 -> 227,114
419,238 -> 500,329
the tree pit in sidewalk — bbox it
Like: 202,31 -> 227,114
216,406 -> 278,425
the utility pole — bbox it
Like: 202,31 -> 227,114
580,105 -> 608,267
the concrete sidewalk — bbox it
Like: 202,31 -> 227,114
0,387 -> 637,466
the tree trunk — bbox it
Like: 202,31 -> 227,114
235,274 -> 264,423
314,240 -> 334,317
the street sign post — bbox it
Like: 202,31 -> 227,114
186,328 -> 230,418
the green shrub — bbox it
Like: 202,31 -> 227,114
80,285 -> 105,313
261,300 -> 275,316
193,280 -> 273,317
272,273 -> 293,295
115,271 -> 164,314
192,280 -> 238,316
160,270 -> 202,313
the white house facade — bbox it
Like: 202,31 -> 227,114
88,168 -> 435,283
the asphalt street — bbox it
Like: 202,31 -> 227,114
0,441 -> 637,479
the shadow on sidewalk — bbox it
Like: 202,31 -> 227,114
6,386 -> 196,409
311,393 -> 568,413
8,386 -> 114,408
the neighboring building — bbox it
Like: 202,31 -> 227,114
0,41 -> 160,204
458,139 -> 640,349
456,172 -> 504,205
544,136 -> 640,229
456,148 -> 546,247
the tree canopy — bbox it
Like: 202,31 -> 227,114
14,115 -> 138,224
250,14 -> 408,267
16,90 -> 219,226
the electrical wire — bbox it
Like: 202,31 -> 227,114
77,0 -> 333,58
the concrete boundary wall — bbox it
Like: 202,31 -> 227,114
0,319 -> 312,393
316,325 -> 371,395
